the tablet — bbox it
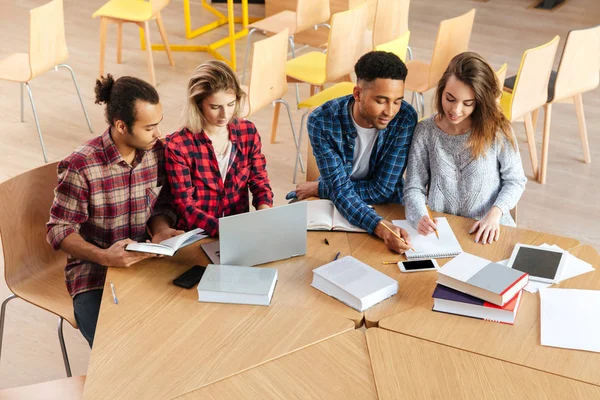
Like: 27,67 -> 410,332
506,243 -> 566,284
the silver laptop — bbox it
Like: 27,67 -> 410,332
218,202 -> 307,266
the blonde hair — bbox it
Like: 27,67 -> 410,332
435,52 -> 516,159
181,60 -> 245,133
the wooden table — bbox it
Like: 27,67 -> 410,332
176,330 -> 377,399
378,245 -> 600,386
367,328 -> 600,399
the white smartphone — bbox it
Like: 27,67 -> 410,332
398,259 -> 439,273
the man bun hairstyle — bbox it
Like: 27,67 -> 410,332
94,74 -> 159,133
355,51 -> 408,83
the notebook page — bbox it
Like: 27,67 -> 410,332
307,200 -> 334,230
392,218 -> 462,259
332,207 -> 366,233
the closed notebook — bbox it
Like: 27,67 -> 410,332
432,284 -> 523,325
392,218 -> 462,259
197,264 -> 277,306
307,200 -> 366,233
311,256 -> 398,312
437,252 -> 529,307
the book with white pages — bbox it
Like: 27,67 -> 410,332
392,218 -> 462,259
197,264 -> 278,306
125,228 -> 208,256
307,200 -> 366,233
311,256 -> 398,312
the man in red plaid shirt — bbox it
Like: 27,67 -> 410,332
46,75 -> 180,347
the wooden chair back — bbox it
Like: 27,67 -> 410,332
150,0 -> 171,14
296,0 -> 331,33
374,31 -> 411,62
496,63 -> 508,88
246,29 -> 289,116
553,25 -> 600,102
509,36 -> 560,121
428,9 -> 476,88
29,0 -> 69,78
325,3 -> 369,82
0,162 -> 76,327
372,0 -> 410,47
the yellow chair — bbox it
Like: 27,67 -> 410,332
292,31 -> 410,183
0,0 -> 93,163
0,376 -> 85,400
500,36 -> 560,181
406,9 -> 476,117
0,163 -> 78,377
285,4 -> 369,107
239,29 -> 305,176
241,0 -> 331,88
505,25 -> 599,184
354,0 -> 411,57
93,0 -> 175,86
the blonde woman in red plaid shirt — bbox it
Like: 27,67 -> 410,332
165,61 -> 273,236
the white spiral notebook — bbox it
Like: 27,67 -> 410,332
392,218 -> 462,259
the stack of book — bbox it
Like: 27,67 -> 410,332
432,252 -> 529,325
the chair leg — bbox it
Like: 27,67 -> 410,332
141,21 -> 156,86
407,45 -> 413,61
293,110 -> 310,184
241,28 -> 258,84
270,101 -> 281,144
310,85 -> 316,97
0,295 -> 17,361
289,35 -> 301,109
20,82 -> 25,122
523,112 -> 539,181
573,93 -> 591,164
531,107 -> 540,133
24,83 -> 49,163
276,99 -> 305,175
539,103 -> 552,184
117,23 -> 123,64
58,317 -> 72,377
99,17 -> 107,77
57,64 -> 94,134
419,92 -> 425,117
155,13 -> 175,67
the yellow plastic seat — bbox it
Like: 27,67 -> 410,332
92,0 -> 174,86
285,52 -> 328,86
374,31 -> 411,62
298,82 -> 355,110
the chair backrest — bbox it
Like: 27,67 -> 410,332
372,0 -> 410,47
495,63 -> 508,88
325,3 -> 369,82
246,29 -> 289,116
29,0 -> 69,77
509,36 -> 560,120
0,162 -> 74,325
296,0 -> 331,33
428,9 -> 476,87
374,31 -> 411,62
553,24 -> 600,102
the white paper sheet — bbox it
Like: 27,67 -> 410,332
540,288 -> 600,353
499,244 -> 594,293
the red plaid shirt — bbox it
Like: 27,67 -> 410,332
165,119 -> 273,236
46,128 -> 176,297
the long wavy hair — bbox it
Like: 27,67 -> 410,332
181,60 -> 245,133
435,52 -> 516,158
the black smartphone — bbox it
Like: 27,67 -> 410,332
173,265 -> 206,289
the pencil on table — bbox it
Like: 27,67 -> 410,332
381,223 -> 416,252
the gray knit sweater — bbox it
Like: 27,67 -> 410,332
403,116 -> 527,229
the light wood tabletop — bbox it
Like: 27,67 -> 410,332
378,245 -> 600,386
175,330 -> 377,400
367,328 -> 600,399
82,243 -> 355,400
347,208 -> 580,327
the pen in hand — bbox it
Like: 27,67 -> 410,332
110,281 -> 119,305
380,223 -> 416,252
426,206 -> 439,239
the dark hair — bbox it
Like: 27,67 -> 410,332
94,74 -> 159,132
355,51 -> 408,83
435,52 -> 516,159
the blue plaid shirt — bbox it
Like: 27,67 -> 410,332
308,95 -> 417,234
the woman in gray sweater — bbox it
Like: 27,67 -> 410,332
404,52 -> 527,245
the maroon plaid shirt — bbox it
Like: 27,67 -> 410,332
46,128 -> 176,297
165,119 -> 273,236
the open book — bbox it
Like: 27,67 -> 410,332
307,200 -> 366,233
392,218 -> 462,259
125,228 -> 208,256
